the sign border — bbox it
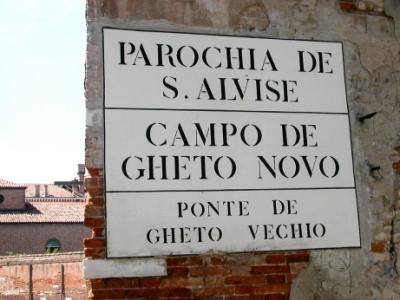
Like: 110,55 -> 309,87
101,27 -> 360,259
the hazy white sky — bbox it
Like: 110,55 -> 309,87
0,1 -> 86,183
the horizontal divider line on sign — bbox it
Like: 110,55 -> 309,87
105,186 -> 356,193
104,107 -> 349,115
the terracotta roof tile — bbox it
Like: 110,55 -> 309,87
0,179 -> 26,189
0,199 -> 85,223
25,184 -> 76,198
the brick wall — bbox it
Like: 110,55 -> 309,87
87,252 -> 308,299
85,0 -> 400,299
0,188 -> 26,210
82,0 -> 321,298
0,253 -> 86,299
0,223 -> 91,255
85,168 -> 309,299
84,169 -> 105,259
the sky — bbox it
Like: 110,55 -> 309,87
0,0 -> 86,183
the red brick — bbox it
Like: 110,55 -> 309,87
85,177 -> 103,188
210,256 -> 225,265
286,252 -> 309,263
169,287 -> 192,297
143,288 -> 170,297
90,279 -> 106,289
190,266 -> 229,277
87,196 -> 104,206
234,285 -> 254,295
84,217 -> 104,228
251,265 -> 290,274
86,168 -> 103,177
254,284 -> 289,295
225,296 -> 258,300
193,287 -> 235,297
339,1 -> 357,11
84,248 -> 105,258
187,256 -> 203,265
125,288 -> 170,298
371,241 -> 386,253
91,227 -> 104,238
225,275 -> 265,285
266,254 -> 286,264
266,274 -> 286,284
205,275 -> 225,286
161,276 -> 203,288
167,256 -> 203,266
124,289 -> 141,298
167,266 -> 189,277
266,294 -> 287,300
91,289 -> 125,299
131,278 -> 139,288
84,238 -> 105,248
227,296 -> 266,300
229,265 -> 252,275
105,278 -> 122,288
86,186 -> 104,197
106,278 -> 134,288
167,256 -> 187,266
85,206 -> 104,218
393,161 -> 400,173
140,277 -> 161,288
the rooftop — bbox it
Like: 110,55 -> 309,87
0,198 -> 85,223
0,179 -> 26,189
25,183 -> 79,198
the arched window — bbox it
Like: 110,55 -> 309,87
45,239 -> 61,253
0,194 -> 4,204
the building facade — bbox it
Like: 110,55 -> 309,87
84,1 -> 400,299
0,179 -> 90,255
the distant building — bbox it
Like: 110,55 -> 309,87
0,175 -> 90,255
54,163 -> 86,196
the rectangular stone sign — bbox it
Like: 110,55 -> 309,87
103,28 -> 360,258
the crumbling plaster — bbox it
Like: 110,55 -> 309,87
85,1 -> 400,298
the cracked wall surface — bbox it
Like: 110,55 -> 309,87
285,1 -> 400,299
85,0 -> 400,299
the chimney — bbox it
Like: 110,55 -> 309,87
72,182 -> 77,195
77,164 -> 85,194
35,184 -> 40,197
77,164 -> 85,182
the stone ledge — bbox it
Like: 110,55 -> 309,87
0,252 -> 84,266
83,257 -> 167,279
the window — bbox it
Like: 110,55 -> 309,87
45,239 -> 61,253
0,194 -> 4,204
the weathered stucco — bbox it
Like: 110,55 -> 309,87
85,0 -> 400,299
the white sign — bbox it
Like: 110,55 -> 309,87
103,28 -> 360,258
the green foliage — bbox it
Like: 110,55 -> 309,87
45,247 -> 60,254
